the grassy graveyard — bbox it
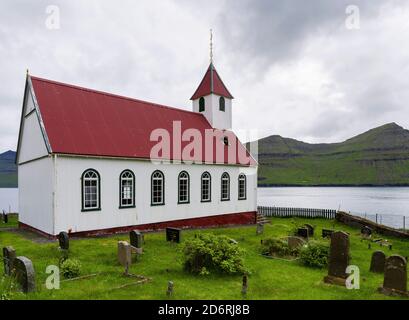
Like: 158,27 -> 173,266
1,217 -> 409,300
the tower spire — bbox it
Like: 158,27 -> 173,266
210,28 -> 213,64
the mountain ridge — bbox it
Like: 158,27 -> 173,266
253,123 -> 409,186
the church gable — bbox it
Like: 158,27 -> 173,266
16,80 -> 50,164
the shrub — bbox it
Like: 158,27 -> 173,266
60,259 -> 82,279
262,238 -> 300,257
299,241 -> 329,268
182,234 -> 247,275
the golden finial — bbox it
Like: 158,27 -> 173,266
210,29 -> 213,64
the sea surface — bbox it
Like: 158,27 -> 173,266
2,187 -> 409,228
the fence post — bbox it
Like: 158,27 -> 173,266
403,216 -> 405,231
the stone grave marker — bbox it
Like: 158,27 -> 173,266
167,281 -> 174,296
324,231 -> 350,286
3,212 -> 8,224
322,229 -> 334,239
14,256 -> 35,293
378,255 -> 408,296
256,223 -> 264,235
118,241 -> 132,269
241,275 -> 248,296
3,246 -> 16,276
361,226 -> 372,236
130,230 -> 143,249
370,251 -> 386,273
166,227 -> 182,243
287,236 -> 305,250
297,227 -> 309,239
58,231 -> 69,250
304,224 -> 314,237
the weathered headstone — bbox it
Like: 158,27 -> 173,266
58,231 -> 69,250
322,229 -> 334,238
361,226 -> 372,236
3,246 -> 16,276
378,255 -> 408,296
3,212 -> 8,224
256,223 -> 264,235
166,228 -> 182,243
167,281 -> 174,297
117,241 -> 132,269
304,224 -> 314,237
370,251 -> 386,273
297,227 -> 309,239
324,231 -> 350,286
241,275 -> 248,296
14,256 -> 35,293
130,230 -> 143,249
287,236 -> 305,250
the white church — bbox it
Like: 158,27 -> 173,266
16,57 -> 258,237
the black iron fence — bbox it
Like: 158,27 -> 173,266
257,206 -> 336,219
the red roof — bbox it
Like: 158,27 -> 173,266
30,76 -> 254,166
190,64 -> 234,100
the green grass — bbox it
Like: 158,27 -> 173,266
0,215 -> 18,229
1,217 -> 409,300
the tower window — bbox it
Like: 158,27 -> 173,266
219,97 -> 225,112
223,136 -> 229,146
199,97 -> 205,112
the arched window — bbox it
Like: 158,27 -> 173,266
81,169 -> 100,211
219,96 -> 225,112
151,170 -> 165,205
120,170 -> 135,208
238,174 -> 247,200
201,172 -> 211,202
221,172 -> 230,201
223,136 -> 229,146
199,97 -> 205,112
178,171 -> 190,204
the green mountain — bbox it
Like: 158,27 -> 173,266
254,123 -> 409,186
0,150 -> 17,188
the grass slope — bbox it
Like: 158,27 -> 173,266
0,150 -> 17,188
1,217 -> 408,300
255,123 -> 409,186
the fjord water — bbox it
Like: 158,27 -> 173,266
1,187 -> 409,226
258,187 -> 409,217
0,188 -> 18,213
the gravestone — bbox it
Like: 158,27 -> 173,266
58,231 -> 69,250
117,241 -> 132,269
324,231 -> 350,286
3,212 -> 8,224
256,223 -> 264,235
14,256 -> 35,293
287,236 -> 305,250
297,227 -> 309,239
241,275 -> 248,296
3,246 -> 16,276
167,281 -> 174,296
304,224 -> 314,237
370,251 -> 386,273
130,230 -> 143,249
166,228 -> 182,243
322,229 -> 334,238
378,255 -> 408,296
361,226 -> 372,236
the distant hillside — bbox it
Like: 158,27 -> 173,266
253,123 -> 409,186
0,150 -> 17,188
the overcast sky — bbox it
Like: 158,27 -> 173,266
1,0 -> 409,152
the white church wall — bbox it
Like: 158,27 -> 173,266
54,155 -> 257,234
18,156 -> 55,234
18,91 -> 49,164
210,94 -> 232,130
